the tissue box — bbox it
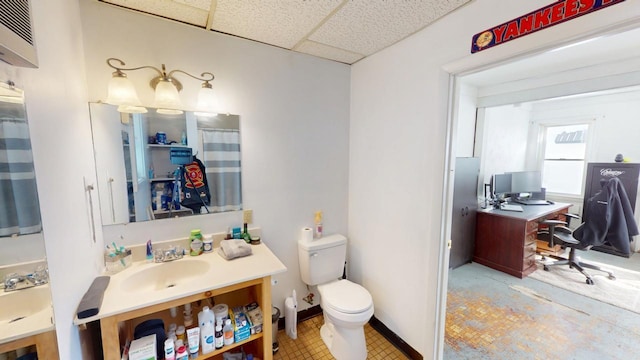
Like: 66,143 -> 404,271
129,334 -> 157,360
104,249 -> 132,274
245,302 -> 263,335
231,306 -> 251,342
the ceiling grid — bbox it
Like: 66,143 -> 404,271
100,0 -> 472,64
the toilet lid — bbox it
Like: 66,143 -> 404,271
319,280 -> 372,314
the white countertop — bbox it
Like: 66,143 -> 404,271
74,243 -> 287,325
0,284 -> 55,345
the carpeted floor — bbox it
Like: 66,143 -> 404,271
445,252 -> 640,360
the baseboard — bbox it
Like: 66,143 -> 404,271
277,304 -> 322,330
369,315 -> 423,360
279,306 -> 422,359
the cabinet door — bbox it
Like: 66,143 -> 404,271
450,157 -> 480,269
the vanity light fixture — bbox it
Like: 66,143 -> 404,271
105,58 -> 218,115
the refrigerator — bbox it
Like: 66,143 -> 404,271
583,162 -> 640,257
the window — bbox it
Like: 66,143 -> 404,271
541,124 -> 589,195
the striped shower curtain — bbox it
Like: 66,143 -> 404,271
201,129 -> 242,212
0,119 -> 42,236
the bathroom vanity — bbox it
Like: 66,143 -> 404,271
0,285 -> 58,358
74,243 -> 286,360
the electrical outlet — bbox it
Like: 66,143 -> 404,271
243,209 -> 253,224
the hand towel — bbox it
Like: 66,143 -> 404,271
77,276 -> 110,319
217,239 -> 252,260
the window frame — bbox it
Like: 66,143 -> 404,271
536,118 -> 596,199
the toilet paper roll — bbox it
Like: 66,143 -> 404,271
301,227 -> 313,242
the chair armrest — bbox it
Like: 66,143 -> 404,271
540,219 -> 567,226
563,213 -> 580,220
555,225 -> 572,234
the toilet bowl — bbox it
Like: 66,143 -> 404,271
297,234 -> 374,360
317,279 -> 374,360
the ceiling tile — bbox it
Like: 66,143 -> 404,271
296,40 -> 363,64
102,0 -> 209,27
210,0 -> 343,49
309,0 -> 471,56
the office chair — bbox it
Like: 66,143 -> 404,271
537,214 -> 615,285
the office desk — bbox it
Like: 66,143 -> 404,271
474,202 -> 571,278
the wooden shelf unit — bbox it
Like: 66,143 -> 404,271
100,277 -> 272,360
0,330 -> 58,359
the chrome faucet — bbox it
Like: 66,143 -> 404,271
153,246 -> 184,263
4,266 -> 49,292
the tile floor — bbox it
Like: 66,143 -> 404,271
273,314 -> 410,360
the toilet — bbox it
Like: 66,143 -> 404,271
298,234 -> 374,360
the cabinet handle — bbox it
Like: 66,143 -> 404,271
465,206 -> 469,216
107,176 -> 116,223
461,208 -> 466,216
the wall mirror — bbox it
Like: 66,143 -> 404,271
0,81 -> 52,345
89,103 -> 242,225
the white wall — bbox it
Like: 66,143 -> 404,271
80,0 -> 350,329
349,0 -> 640,357
0,1 -> 104,358
479,104 -> 532,185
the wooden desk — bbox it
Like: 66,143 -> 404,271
474,202 -> 571,278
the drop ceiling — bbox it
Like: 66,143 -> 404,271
98,0 -> 472,64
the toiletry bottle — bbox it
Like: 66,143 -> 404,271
176,325 -> 186,344
175,345 -> 188,360
242,222 -> 251,243
164,338 -> 175,360
189,230 -> 203,256
225,227 -> 232,240
314,211 -> 323,239
214,324 -> 224,349
223,319 -> 234,346
146,240 -> 153,262
200,312 -> 215,354
181,131 -> 187,145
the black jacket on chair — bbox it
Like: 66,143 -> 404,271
574,177 -> 639,255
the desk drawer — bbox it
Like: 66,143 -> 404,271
522,253 -> 537,271
524,240 -> 537,258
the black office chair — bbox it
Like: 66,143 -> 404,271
537,213 -> 615,285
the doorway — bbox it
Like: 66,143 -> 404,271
438,24 -> 640,359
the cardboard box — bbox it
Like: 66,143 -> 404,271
231,306 -> 251,342
128,334 -> 157,360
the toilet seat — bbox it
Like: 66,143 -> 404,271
318,280 -> 373,314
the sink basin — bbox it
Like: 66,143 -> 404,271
0,286 -> 51,325
120,260 -> 211,293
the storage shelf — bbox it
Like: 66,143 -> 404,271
149,177 -> 175,182
192,333 -> 263,359
147,144 -> 188,148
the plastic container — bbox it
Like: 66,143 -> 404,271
214,324 -> 223,349
164,338 -> 175,360
203,237 -> 213,253
223,319 -> 234,346
213,304 -> 229,324
175,345 -> 188,360
271,307 -> 280,353
189,230 -> 203,256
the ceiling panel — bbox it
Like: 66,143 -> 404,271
309,0 -> 471,56
210,0 -> 343,49
296,40 -> 364,64
99,0 -> 474,65
103,0 -> 210,27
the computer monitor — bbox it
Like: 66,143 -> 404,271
509,171 -> 542,194
492,173 -> 512,196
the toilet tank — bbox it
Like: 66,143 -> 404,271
298,234 -> 347,286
